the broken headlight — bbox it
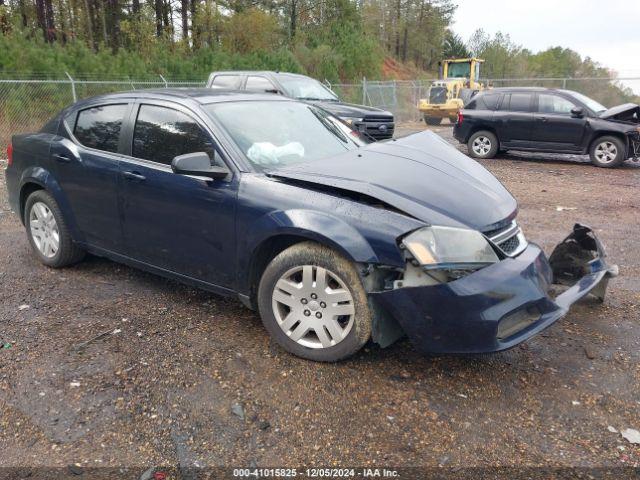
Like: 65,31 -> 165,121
402,226 -> 498,270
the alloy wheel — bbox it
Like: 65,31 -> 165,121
29,202 -> 60,258
472,136 -> 492,156
271,265 -> 355,349
594,141 -> 618,164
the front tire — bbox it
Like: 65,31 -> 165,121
257,242 -> 372,362
24,190 -> 85,268
424,116 -> 442,126
468,130 -> 499,159
589,136 -> 625,168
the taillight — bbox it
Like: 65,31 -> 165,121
6,143 -> 13,167
457,111 -> 464,125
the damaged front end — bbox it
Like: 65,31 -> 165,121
368,224 -> 618,354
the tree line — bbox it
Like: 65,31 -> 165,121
0,0 -> 459,80
0,0 -> 637,105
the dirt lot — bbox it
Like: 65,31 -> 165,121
0,123 -> 639,478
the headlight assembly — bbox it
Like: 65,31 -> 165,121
401,226 -> 498,270
342,117 -> 363,126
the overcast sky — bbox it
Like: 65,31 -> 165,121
451,0 -> 640,93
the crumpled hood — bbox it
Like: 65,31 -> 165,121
599,103 -> 640,122
311,100 -> 393,119
267,131 -> 517,230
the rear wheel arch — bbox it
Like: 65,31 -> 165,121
19,182 -> 45,224
466,124 -> 498,144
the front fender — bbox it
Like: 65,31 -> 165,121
19,166 -> 83,241
237,209 -> 379,294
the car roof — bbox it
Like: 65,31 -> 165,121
479,87 -> 564,94
210,71 -> 308,79
71,88 -> 291,108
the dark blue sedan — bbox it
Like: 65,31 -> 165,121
4,89 -> 617,361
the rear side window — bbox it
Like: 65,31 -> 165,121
505,93 -> 533,112
132,104 -> 217,166
74,104 -> 128,153
246,76 -> 276,92
211,75 -> 241,88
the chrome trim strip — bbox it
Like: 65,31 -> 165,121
488,221 -> 519,244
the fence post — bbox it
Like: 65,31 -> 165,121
159,74 -> 168,88
362,77 -> 366,105
562,77 -> 567,89
65,72 -> 77,102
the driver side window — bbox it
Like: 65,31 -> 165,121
538,94 -> 576,115
132,104 -> 222,166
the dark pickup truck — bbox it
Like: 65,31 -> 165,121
206,71 -> 395,140
453,87 -> 640,168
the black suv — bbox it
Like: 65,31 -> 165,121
453,87 -> 640,167
206,71 -> 395,140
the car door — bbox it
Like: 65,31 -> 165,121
493,92 -> 535,147
118,100 -> 238,288
531,93 -> 586,150
49,102 -> 132,252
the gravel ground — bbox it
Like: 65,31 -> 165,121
0,123 -> 639,478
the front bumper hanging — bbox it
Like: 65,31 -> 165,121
370,224 -> 618,354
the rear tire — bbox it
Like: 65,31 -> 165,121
257,242 -> 372,362
424,116 -> 442,126
589,136 -> 625,168
24,190 -> 85,268
468,130 -> 499,159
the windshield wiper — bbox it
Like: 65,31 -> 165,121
298,96 -> 337,102
309,108 -> 349,144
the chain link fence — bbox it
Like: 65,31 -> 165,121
0,74 -> 205,152
331,77 -> 640,123
1,74 -> 638,153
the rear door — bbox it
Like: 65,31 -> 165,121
118,100 -> 238,288
493,92 -> 535,147
531,93 -> 586,150
49,102 -> 132,252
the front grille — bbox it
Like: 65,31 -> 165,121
429,86 -> 447,104
364,115 -> 394,122
483,221 -> 527,257
498,235 -> 520,255
361,116 -> 395,140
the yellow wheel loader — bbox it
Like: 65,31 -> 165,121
418,58 -> 485,125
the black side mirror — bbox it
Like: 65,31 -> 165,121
571,107 -> 584,118
171,152 -> 229,179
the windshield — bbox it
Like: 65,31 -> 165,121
562,90 -> 607,113
205,101 -> 365,170
277,75 -> 339,101
447,62 -> 471,78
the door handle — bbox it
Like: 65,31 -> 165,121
539,116 -> 548,122
122,171 -> 146,182
52,153 -> 71,163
